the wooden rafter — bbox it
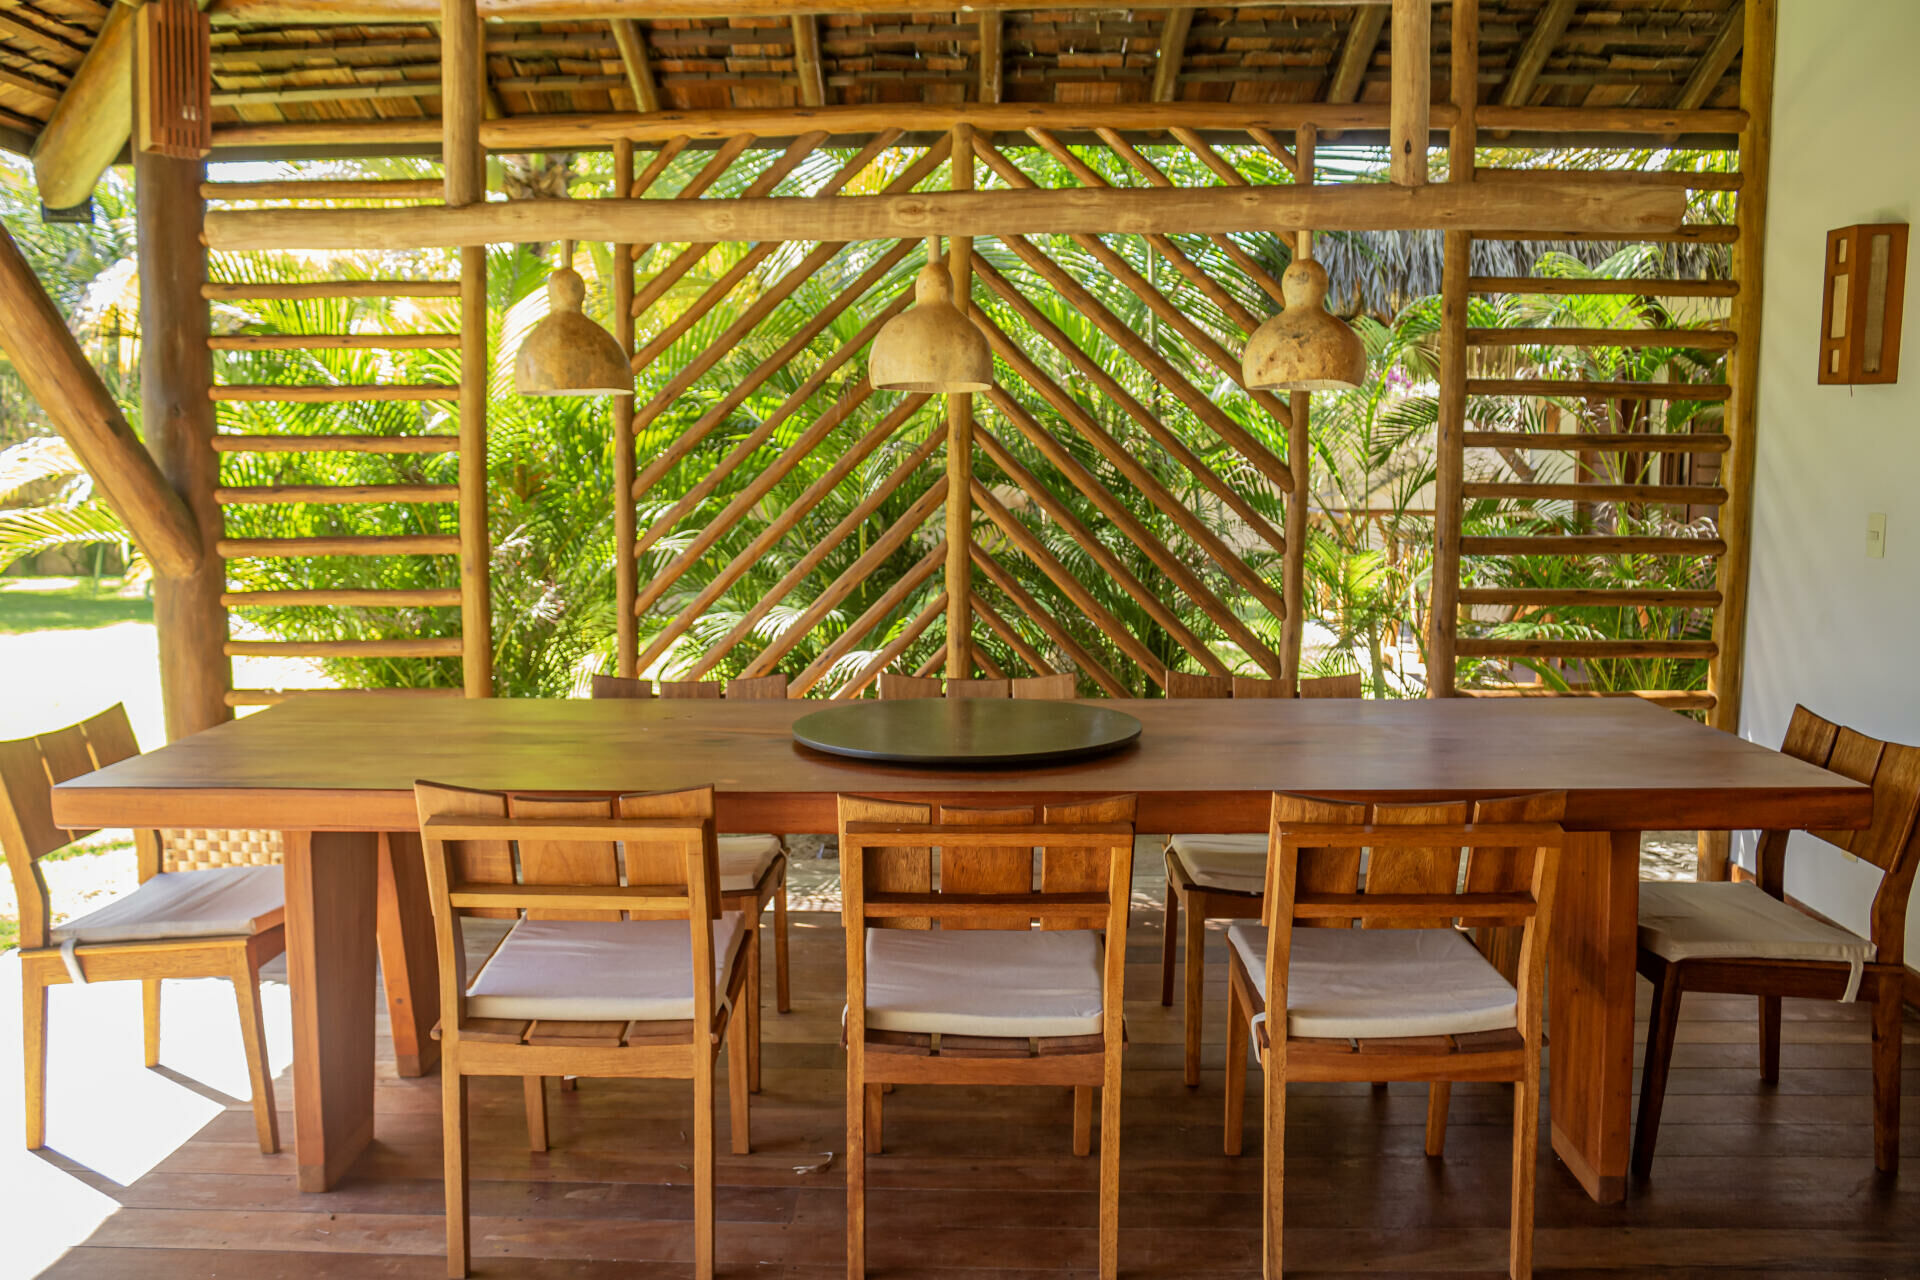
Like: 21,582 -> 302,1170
207,0 -> 1440,22
970,546 -> 1128,698
1151,7 -> 1193,104
1325,5 -> 1386,107
790,16 -> 825,108
1497,0 -> 1576,112
609,18 -> 661,113
977,13 -> 1002,104
1674,0 -> 1744,111
29,0 -> 133,209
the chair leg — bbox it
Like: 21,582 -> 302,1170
142,979 -> 163,1068
746,915 -> 764,1095
694,1043 -> 716,1280
1072,1085 -> 1093,1157
523,1076 -> 549,1153
233,957 -> 280,1154
728,1003 -> 752,1156
846,1056 -> 867,1280
1510,1063 -> 1539,1280
442,1068 -> 470,1279
864,1082 -> 884,1155
22,968 -> 48,1151
774,867 -> 792,1014
1183,894 -> 1206,1088
1424,1082 -> 1451,1158
1261,1047 -> 1284,1280
1224,975 -> 1248,1156
1160,867 -> 1179,1007
1758,994 -> 1782,1083
1632,963 -> 1684,1181
1098,1073 -> 1123,1280
1871,980 -> 1903,1174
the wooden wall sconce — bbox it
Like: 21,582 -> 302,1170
1819,223 -> 1907,385
134,0 -> 211,159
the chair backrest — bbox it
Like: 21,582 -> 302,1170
1297,672 -> 1364,699
658,679 -> 723,700
878,672 -> 945,700
414,781 -> 722,1039
946,677 -> 1011,699
1793,716 -> 1920,966
0,705 -> 144,951
725,674 -> 790,700
1260,791 -> 1565,1041
1165,670 -> 1230,698
837,792 -> 1136,933
1010,672 -> 1077,699
591,673 -> 654,699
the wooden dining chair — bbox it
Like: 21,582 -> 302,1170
3,705 -> 284,1154
880,671 -> 1077,700
417,781 -> 751,1280
590,672 -> 653,698
1011,672 -> 1078,699
1223,792 -> 1565,1280
838,793 -> 1136,1280
1159,668 -> 1361,1086
1298,671 -> 1365,699
1632,706 -> 1920,1178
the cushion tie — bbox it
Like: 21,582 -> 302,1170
59,938 -> 89,985
1841,956 -> 1863,1004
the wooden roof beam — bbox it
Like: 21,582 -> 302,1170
29,0 -> 133,210
0,220 -> 202,579
609,19 -> 661,113
1389,0 -> 1429,185
206,178 -> 1688,252
1674,0 -> 1744,111
790,15 -> 824,108
207,0 -> 1437,21
1150,8 -> 1193,104
1496,0 -> 1575,117
1322,3 -> 1386,140
978,14 -> 1002,104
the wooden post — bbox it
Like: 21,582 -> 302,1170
1390,0 -> 1431,186
1427,0 -> 1476,698
1280,124 -> 1316,685
1702,0 -> 1775,880
444,0 -> 492,697
945,123 -> 975,680
136,147 -> 231,739
612,139 -> 639,677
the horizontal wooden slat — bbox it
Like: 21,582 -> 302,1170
1457,638 -> 1718,660
1475,168 -> 1743,192
209,333 -> 459,351
1458,588 -> 1723,608
1462,431 -> 1730,453
223,687 -> 464,707
222,588 -> 462,608
1467,327 -> 1736,350
1294,891 -> 1536,924
214,484 -> 459,505
213,433 -> 458,453
1472,105 -> 1747,135
1467,378 -> 1730,401
1463,482 -> 1727,505
1476,225 -> 1739,245
223,637 -> 463,659
211,384 -> 458,402
202,180 -> 445,202
1461,535 -> 1727,556
1467,277 -> 1738,299
1459,687 -> 1716,710
216,535 -> 460,558
202,280 -> 459,300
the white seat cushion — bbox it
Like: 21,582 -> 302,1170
1227,923 -> 1518,1040
717,834 -> 782,893
1169,833 -> 1268,895
50,866 -> 284,945
864,928 -> 1106,1038
465,912 -> 747,1022
1638,881 -> 1874,991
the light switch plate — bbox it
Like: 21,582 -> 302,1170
1867,512 -> 1887,558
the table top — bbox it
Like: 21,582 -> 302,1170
51,695 -> 1870,835
791,698 -> 1143,765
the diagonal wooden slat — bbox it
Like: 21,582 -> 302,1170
969,589 -> 1054,678
971,545 -> 1128,698
689,430 -> 947,679
627,132 -> 756,268
783,539 -> 945,693
833,589 -> 948,699
973,641 -> 1007,681
629,135 -> 691,197
912,644 -> 946,678
1246,127 -> 1300,179
973,420 -> 1222,675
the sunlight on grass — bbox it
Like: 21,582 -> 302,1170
0,576 -> 153,635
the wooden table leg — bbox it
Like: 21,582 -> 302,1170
1548,829 -> 1638,1204
375,830 -> 441,1078
285,829 -> 380,1192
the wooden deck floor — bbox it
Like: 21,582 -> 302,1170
23,885 -> 1920,1279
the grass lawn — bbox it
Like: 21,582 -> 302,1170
0,575 -> 153,633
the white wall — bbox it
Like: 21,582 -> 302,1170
1739,0 -> 1920,966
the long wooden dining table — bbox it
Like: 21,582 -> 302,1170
50,694 -> 1869,1204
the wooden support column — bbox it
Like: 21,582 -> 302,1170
1280,123 -> 1315,684
444,0 -> 492,697
1389,0 -> 1430,186
945,123 -> 975,680
0,223 -> 201,582
612,138 -> 639,677
978,15 -> 1003,103
136,149 -> 231,741
1428,0 -> 1476,698
1702,0 -> 1775,880
29,0 -> 134,211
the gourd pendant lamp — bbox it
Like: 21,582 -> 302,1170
1243,258 -> 1367,392
514,239 -> 633,397
869,240 -> 993,393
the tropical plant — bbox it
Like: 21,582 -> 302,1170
0,435 -> 143,580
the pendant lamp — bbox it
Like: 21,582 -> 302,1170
514,241 -> 633,397
1243,259 -> 1367,392
869,256 -> 993,393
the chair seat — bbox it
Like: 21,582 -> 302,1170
466,913 -> 747,1022
717,834 -> 782,893
864,927 -> 1106,1038
1227,924 -> 1518,1040
49,866 -> 284,945
1169,834 -> 1268,895
1638,880 -> 1876,971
